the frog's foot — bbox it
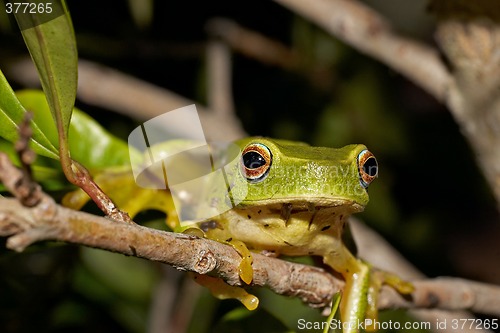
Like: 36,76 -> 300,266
193,273 -> 259,310
364,268 -> 414,331
204,228 -> 254,284
227,239 -> 254,284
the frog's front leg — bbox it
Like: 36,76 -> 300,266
192,221 -> 258,309
202,223 -> 254,284
324,247 -> 413,333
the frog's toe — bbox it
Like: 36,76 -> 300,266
204,231 -> 254,284
227,239 -> 254,284
380,270 -> 414,294
193,274 -> 259,310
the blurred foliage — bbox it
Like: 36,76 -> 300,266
0,1 -> 499,333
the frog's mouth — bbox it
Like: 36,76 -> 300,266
238,197 -> 364,214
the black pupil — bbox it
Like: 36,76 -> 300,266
363,157 -> 378,176
243,151 -> 266,169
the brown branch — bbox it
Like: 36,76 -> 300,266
11,113 -> 43,207
380,278 -> 500,316
67,159 -> 132,223
2,197 -> 500,318
205,37 -> 235,117
1,153 -> 500,321
0,196 -> 338,309
206,18 -> 299,71
205,18 -> 339,92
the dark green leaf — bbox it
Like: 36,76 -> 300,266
14,0 -> 77,157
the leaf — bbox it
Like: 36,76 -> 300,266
14,0 -> 78,159
0,70 -> 59,159
16,90 -> 139,169
69,110 -> 134,169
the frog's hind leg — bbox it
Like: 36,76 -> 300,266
324,248 -> 414,333
324,250 -> 370,333
364,269 -> 414,330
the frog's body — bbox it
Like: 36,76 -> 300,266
191,137 -> 411,333
201,138 -> 369,261
63,136 -> 412,333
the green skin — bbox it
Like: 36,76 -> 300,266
201,137 -> 376,333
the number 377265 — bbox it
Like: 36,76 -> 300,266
5,2 -> 53,14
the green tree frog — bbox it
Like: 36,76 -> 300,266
63,136 -> 413,333
189,137 -> 413,333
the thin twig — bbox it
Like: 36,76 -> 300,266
206,37 -> 235,117
206,18 -> 299,71
11,112 -> 43,207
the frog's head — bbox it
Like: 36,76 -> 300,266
226,137 -> 377,214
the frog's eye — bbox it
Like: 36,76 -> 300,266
357,149 -> 378,188
241,143 -> 272,182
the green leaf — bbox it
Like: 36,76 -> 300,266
0,70 -> 59,159
14,0 -> 78,158
16,90 -> 139,169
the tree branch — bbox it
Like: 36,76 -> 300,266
0,189 -> 339,309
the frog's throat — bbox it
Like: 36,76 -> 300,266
212,200 -> 357,256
